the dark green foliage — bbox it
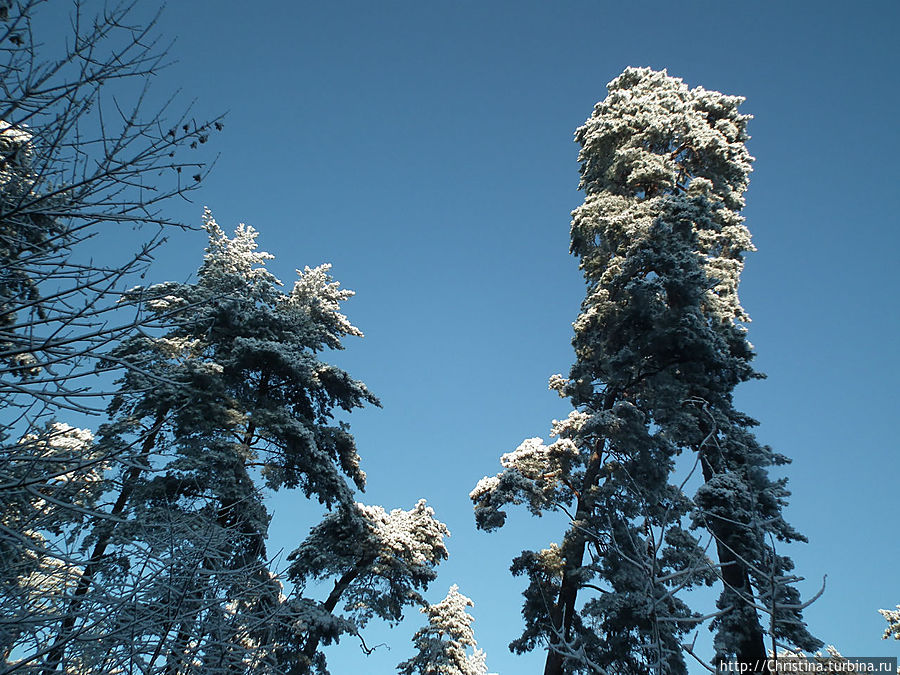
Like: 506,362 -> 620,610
472,68 -> 820,674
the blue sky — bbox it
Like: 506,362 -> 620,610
72,0 -> 900,671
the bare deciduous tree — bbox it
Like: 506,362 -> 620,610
1,2 -> 221,672
0,0 -> 221,421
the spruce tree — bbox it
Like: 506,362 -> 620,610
472,68 -> 820,674
398,585 -> 489,675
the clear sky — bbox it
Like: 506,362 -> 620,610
74,1 -> 900,671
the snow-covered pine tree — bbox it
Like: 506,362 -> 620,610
285,500 -> 450,675
398,585 -> 489,675
30,210 -> 378,675
471,68 -> 820,674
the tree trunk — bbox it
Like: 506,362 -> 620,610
699,458 -> 767,674
298,555 -> 375,674
543,539 -> 587,675
543,441 -> 606,675
42,409 -> 168,674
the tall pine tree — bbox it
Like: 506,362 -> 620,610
32,210 -> 379,674
471,68 -> 820,674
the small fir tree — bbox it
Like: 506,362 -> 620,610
398,585 -> 489,675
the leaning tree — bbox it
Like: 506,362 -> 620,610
7,210 -> 457,675
471,68 -> 820,674
286,500 -> 451,675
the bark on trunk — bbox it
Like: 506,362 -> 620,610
542,442 -> 606,675
298,555 -> 375,673
700,457 -> 767,674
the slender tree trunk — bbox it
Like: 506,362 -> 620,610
161,496 -> 268,675
543,441 -> 606,675
41,409 -> 168,674
298,555 -> 375,674
162,393 -> 268,675
543,514 -> 588,675
699,457 -> 767,673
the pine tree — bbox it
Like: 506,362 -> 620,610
286,500 -> 450,674
27,210 -> 379,674
471,67 -> 820,674
398,585 -> 489,675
